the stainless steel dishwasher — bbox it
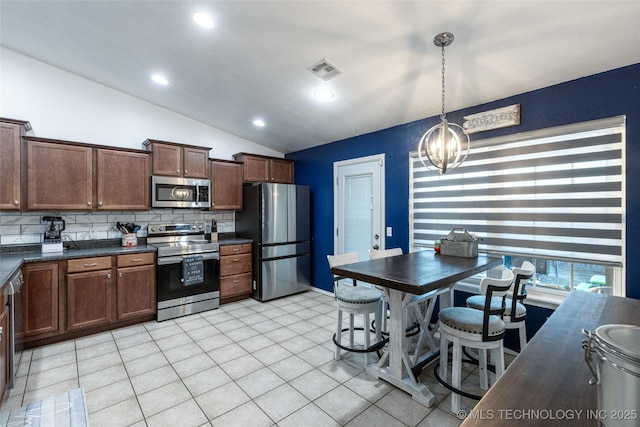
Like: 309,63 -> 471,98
4,269 -> 24,388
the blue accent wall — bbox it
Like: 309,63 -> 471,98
287,63 -> 640,302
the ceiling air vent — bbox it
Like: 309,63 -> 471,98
307,59 -> 342,81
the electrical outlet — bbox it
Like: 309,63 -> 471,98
386,227 -> 392,237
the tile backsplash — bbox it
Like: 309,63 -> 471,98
0,209 -> 234,246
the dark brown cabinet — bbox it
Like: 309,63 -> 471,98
210,159 -> 243,210
66,257 -> 113,331
0,119 -> 27,210
97,149 -> 150,210
233,153 -> 294,183
220,243 -> 252,302
21,262 -> 62,340
144,139 -> 210,178
26,139 -> 93,210
25,137 -> 150,211
116,253 -> 156,320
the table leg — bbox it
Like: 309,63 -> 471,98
366,288 -> 437,407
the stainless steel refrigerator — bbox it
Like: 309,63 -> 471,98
235,183 -> 311,301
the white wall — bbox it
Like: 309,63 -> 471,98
0,47 -> 282,159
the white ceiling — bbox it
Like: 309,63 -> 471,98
1,1 -> 639,154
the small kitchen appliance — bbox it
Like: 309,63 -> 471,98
151,176 -> 211,209
41,216 -> 65,253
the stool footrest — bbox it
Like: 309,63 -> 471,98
433,360 -> 484,401
333,329 -> 388,354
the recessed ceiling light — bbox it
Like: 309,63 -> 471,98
193,12 -> 214,29
151,74 -> 168,85
253,119 -> 266,127
314,87 -> 335,101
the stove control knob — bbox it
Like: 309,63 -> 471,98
159,226 -> 165,231
198,224 -> 203,230
150,227 -> 156,232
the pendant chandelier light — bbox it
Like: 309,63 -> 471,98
418,32 -> 470,174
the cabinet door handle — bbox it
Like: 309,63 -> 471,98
98,201 -> 103,207
13,200 -> 19,206
84,263 -> 97,267
177,169 -> 180,174
87,201 -> 92,206
0,326 -> 3,338
107,273 -> 111,279
233,248 -> 240,252
185,170 -> 188,174
131,258 -> 143,262
233,258 -> 240,262
233,280 -> 240,283
118,272 -> 122,278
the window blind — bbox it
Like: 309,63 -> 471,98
409,116 -> 625,266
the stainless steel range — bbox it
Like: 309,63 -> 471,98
148,222 -> 220,321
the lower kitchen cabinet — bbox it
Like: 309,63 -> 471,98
116,253 -> 156,320
66,257 -> 113,331
21,262 -> 62,340
220,243 -> 252,302
18,252 -> 157,349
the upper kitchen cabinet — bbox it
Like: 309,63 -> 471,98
0,119 -> 29,210
233,153 -> 294,184
26,138 -> 93,210
97,149 -> 150,210
25,137 -> 151,211
210,159 -> 243,210
144,139 -> 210,178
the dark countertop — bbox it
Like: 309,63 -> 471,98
218,237 -> 252,246
0,245 -> 157,289
0,237 -> 252,290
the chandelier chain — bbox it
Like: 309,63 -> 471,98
440,44 -> 446,120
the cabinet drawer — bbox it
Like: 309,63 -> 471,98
220,272 -> 252,298
220,253 -> 252,276
67,256 -> 112,273
117,252 -> 155,267
220,243 -> 252,256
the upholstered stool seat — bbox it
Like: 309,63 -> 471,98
439,307 -> 505,337
337,286 -> 382,305
328,252 -> 384,367
438,269 -> 514,413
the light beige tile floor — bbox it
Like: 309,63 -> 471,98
1,291 -> 511,426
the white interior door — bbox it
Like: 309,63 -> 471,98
334,154 -> 385,262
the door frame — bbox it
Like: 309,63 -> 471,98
333,153 -> 386,255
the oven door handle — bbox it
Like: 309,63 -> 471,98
157,252 -> 220,265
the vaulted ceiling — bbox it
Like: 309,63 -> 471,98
2,1 -> 639,153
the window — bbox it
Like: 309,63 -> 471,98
409,116 -> 625,298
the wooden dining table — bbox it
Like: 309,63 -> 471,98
330,250 -> 502,407
461,290 -> 640,426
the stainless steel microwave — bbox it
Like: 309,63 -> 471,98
151,176 -> 211,208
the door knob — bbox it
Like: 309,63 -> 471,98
373,244 -> 380,250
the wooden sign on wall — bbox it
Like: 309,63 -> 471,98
463,104 -> 520,134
